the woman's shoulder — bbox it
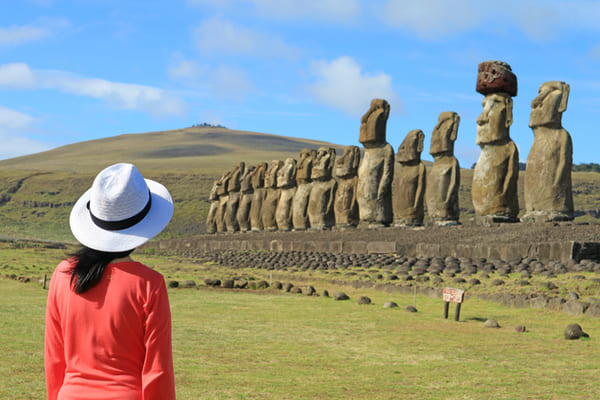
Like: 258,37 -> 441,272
113,261 -> 165,282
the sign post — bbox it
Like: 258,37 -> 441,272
442,287 -> 465,321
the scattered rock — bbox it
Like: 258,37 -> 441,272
564,323 -> 589,340
491,279 -> 505,286
204,278 -> 220,287
304,286 -> 316,296
181,280 -> 197,288
405,305 -> 418,313
283,282 -> 294,292
222,279 -> 234,289
383,301 -> 398,308
167,280 -> 179,288
357,296 -> 372,305
484,319 -> 501,328
256,280 -> 269,289
322,289 -> 330,297
333,292 -> 350,301
290,286 -> 302,294
515,325 -> 526,333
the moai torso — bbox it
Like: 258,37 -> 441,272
334,146 -> 361,228
206,179 -> 219,234
215,171 -> 231,233
292,149 -> 316,230
524,81 -> 573,221
308,147 -> 337,230
275,158 -> 297,231
262,160 -> 283,231
426,111 -> 461,224
357,98 -> 394,227
249,163 -> 267,231
237,165 -> 255,232
472,61 -> 519,223
224,162 -> 244,232
393,129 -> 426,226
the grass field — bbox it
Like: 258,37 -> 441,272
3,248 -> 600,399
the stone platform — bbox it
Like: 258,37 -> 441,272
148,222 -> 600,263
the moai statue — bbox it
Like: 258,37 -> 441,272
236,165 -> 256,232
357,98 -> 395,228
334,145 -> 361,229
308,147 -> 337,230
262,160 -> 284,231
292,149 -> 317,230
472,60 -> 519,223
249,162 -> 268,231
206,179 -> 219,234
215,170 -> 231,233
275,157 -> 297,231
426,111 -> 461,225
224,161 -> 245,232
523,81 -> 573,222
393,129 -> 426,226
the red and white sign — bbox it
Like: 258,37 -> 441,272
443,287 -> 464,304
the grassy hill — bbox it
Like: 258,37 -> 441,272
0,126 -> 598,243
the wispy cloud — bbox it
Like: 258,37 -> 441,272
0,18 -> 70,47
193,17 -> 300,59
0,106 -> 51,159
0,63 -> 187,117
187,0 -> 360,23
308,56 -> 400,117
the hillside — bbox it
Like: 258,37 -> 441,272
0,126 -> 598,244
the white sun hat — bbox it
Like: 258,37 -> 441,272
70,163 -> 174,252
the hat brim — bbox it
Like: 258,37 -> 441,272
70,179 -> 173,252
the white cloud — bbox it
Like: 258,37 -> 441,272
187,0 -> 360,22
0,106 -> 51,159
193,17 -> 299,58
0,63 -> 37,88
0,63 -> 187,117
168,57 -> 255,101
308,56 -> 399,117
0,18 -> 70,46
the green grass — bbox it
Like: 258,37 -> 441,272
3,246 -> 600,399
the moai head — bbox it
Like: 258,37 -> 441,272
359,98 -> 391,147
397,129 -> 424,163
264,160 -> 284,188
476,93 -> 513,145
251,162 -> 268,189
227,161 -> 245,192
430,111 -> 460,156
312,147 -> 336,180
277,157 -> 297,188
334,145 -> 361,178
529,81 -> 570,129
216,170 -> 231,196
296,148 -> 317,182
240,165 -> 256,192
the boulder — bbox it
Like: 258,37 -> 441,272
564,323 -> 589,340
484,319 -> 501,328
333,292 -> 350,301
357,296 -> 372,305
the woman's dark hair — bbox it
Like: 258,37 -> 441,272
69,246 -> 134,294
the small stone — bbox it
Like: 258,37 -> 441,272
484,319 -> 501,328
333,292 -> 350,301
405,305 -> 418,313
357,296 -> 372,305
383,301 -> 398,308
515,325 -> 526,333
564,323 -> 589,340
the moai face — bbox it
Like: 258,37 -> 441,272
296,148 -> 316,182
476,93 -> 512,145
312,147 -> 336,180
529,81 -> 569,129
359,98 -> 391,147
227,161 -> 245,192
216,170 -> 231,196
277,157 -> 297,188
334,145 -> 361,178
430,112 -> 459,156
264,160 -> 283,188
240,165 -> 255,192
251,162 -> 268,189
397,129 -> 424,163
209,179 -> 219,201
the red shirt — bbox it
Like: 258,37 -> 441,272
45,259 -> 176,400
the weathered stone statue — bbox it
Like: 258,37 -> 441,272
236,165 -> 255,232
262,160 -> 284,231
249,162 -> 268,231
308,147 -> 337,230
334,145 -> 361,229
224,161 -> 245,232
523,81 -> 574,222
292,149 -> 317,230
393,129 -> 426,226
426,111 -> 461,225
275,157 -> 297,231
472,60 -> 519,223
357,98 -> 394,228
215,170 -> 231,233
206,179 -> 219,234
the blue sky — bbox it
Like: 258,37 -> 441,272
2,0 -> 600,167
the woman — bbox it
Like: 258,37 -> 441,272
45,163 -> 176,400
